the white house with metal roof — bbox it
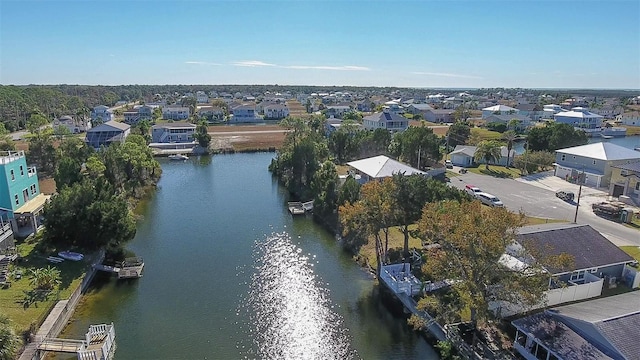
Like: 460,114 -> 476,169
553,107 -> 603,132
554,142 -> 640,187
481,104 -> 518,119
346,155 -> 425,183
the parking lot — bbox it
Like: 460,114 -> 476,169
448,169 -> 640,247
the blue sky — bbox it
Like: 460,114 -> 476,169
1,0 -> 639,89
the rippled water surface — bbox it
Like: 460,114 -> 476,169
60,153 -> 437,359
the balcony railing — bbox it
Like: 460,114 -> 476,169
0,150 -> 25,165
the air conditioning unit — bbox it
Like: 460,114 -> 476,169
608,276 -> 617,289
621,169 -> 629,176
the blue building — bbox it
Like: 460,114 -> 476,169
553,107 -> 603,130
0,151 -> 49,244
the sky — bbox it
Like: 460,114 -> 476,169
1,0 -> 639,89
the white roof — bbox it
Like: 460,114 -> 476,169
482,104 -> 517,112
556,142 -> 640,161
347,155 -> 425,179
555,108 -> 603,119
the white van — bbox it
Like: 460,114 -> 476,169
476,192 -> 504,207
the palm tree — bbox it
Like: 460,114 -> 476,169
502,130 -> 518,168
474,140 -> 502,170
28,266 -> 61,291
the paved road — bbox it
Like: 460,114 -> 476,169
449,168 -> 640,247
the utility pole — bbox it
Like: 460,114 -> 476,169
573,167 -> 584,223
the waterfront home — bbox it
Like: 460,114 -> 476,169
553,107 -> 603,134
609,160 -> 640,205
90,105 -> 114,125
85,121 -> 131,150
512,291 -> 640,360
515,104 -> 543,121
230,104 -> 262,123
554,142 -> 640,187
346,155 -> 425,183
151,122 -> 196,143
162,106 -> 190,121
0,150 -> 50,239
616,111 -> 640,126
53,115 -> 91,134
449,145 -> 515,167
424,109 -> 455,124
481,104 -> 518,119
123,105 -> 154,125
362,109 -> 408,132
542,104 -> 566,119
494,223 -> 636,317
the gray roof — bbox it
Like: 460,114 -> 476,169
427,109 -> 455,115
409,104 -> 434,111
363,111 -> 407,123
612,160 -> 640,173
450,145 -> 477,157
88,120 -> 130,133
347,155 -> 425,178
516,224 -> 634,273
557,142 -> 640,161
512,313 -> 609,360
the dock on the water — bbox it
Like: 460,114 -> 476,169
288,200 -> 314,215
94,257 -> 144,279
379,263 -> 447,341
38,323 -> 116,360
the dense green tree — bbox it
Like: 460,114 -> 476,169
474,140 -> 502,170
526,123 -> 588,152
337,175 -> 360,207
102,135 -> 161,196
0,314 -> 19,360
0,123 -> 15,151
311,161 -> 338,218
102,91 -> 119,106
453,104 -> 471,122
327,120 -> 359,163
390,124 -> 441,169
446,121 -> 471,149
194,121 -> 211,148
28,266 -> 61,291
54,157 -> 82,189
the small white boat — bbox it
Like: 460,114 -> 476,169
58,251 -> 84,261
168,154 -> 189,161
47,256 -> 64,263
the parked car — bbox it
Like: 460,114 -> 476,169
555,190 -> 575,202
476,192 -> 504,207
465,185 -> 482,198
445,160 -> 453,169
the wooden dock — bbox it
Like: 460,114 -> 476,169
378,263 -> 447,342
94,257 -> 144,279
37,323 -> 116,360
288,200 -> 314,215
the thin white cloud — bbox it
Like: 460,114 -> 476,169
284,65 -> 371,71
412,71 -> 482,79
232,60 -> 276,67
186,61 -> 222,66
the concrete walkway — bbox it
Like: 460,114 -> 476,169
19,300 -> 69,360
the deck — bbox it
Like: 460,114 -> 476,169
94,257 -> 144,279
378,263 -> 447,342
288,201 -> 313,215
37,323 -> 116,360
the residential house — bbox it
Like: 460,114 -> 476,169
424,109 -> 455,123
151,122 -> 196,144
383,101 -> 404,114
481,104 -> 518,119
346,155 -> 426,184
162,106 -> 190,121
449,145 -> 515,167
123,105 -> 154,125
553,107 -> 603,132
356,101 -> 372,112
616,112 -> 640,126
542,104 -> 565,119
90,105 -> 113,125
324,118 -> 364,136
405,104 -> 433,117
53,115 -> 91,134
230,104 -> 261,123
197,106 -> 224,122
85,121 -> 131,149
0,150 -> 50,241
515,103 -> 543,121
554,142 -> 640,187
362,109 -> 408,132
609,160 -> 640,205
196,91 -> 209,104
324,105 -> 352,119
484,114 -> 532,129
263,104 -> 289,120
512,291 -> 640,360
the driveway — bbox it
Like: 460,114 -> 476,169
448,169 -> 640,247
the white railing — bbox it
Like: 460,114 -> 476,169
0,150 -> 25,165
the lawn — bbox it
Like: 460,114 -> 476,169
470,127 -> 503,141
466,165 -> 522,178
620,246 -> 640,262
0,234 -> 86,334
358,226 -> 422,271
524,216 -> 567,226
